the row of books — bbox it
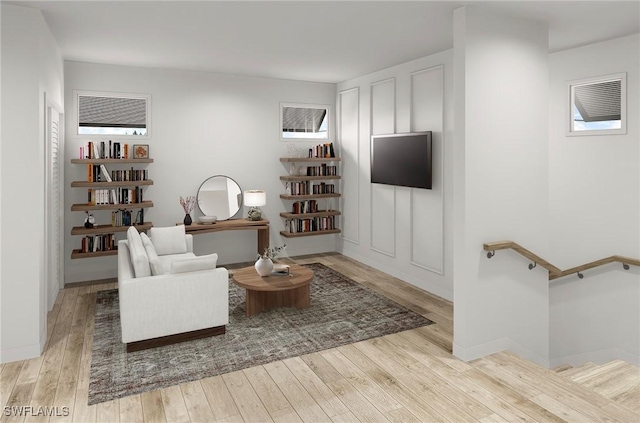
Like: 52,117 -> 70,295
284,215 -> 336,233
111,209 -> 144,226
291,200 -> 319,214
80,141 -> 129,160
305,164 -> 338,176
111,169 -> 148,182
87,165 -> 149,182
87,187 -> 144,205
309,142 -> 336,158
287,181 -> 336,196
80,234 -> 116,253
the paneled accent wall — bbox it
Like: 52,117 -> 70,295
336,52 -> 454,301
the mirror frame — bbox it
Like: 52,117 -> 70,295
196,175 -> 243,220
280,102 -> 332,142
567,72 -> 627,137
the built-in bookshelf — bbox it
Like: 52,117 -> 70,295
279,147 -> 341,238
70,155 -> 154,259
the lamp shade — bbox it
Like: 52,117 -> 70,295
244,190 -> 266,207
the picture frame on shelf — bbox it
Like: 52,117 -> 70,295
133,144 -> 149,159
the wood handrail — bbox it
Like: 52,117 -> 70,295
483,241 -> 639,281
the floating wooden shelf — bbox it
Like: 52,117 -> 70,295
279,193 -> 340,200
71,249 -> 118,259
71,157 -> 153,259
71,180 -> 154,188
280,175 -> 341,182
71,222 -> 153,236
280,157 -> 341,163
71,201 -> 154,212
71,158 -> 154,164
280,210 -> 341,219
280,229 -> 341,238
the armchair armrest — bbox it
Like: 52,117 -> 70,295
118,267 -> 229,344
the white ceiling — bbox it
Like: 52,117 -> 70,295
7,0 -> 640,83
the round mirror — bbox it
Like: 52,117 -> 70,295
196,175 -> 243,220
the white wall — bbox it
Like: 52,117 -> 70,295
1,4 -> 64,363
64,62 -> 336,283
548,34 -> 640,366
336,51 -> 454,301
452,6 -> 551,366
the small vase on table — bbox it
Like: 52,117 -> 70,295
255,257 -> 274,277
183,213 -> 192,226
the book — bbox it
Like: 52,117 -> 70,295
100,165 -> 112,182
272,264 -> 290,275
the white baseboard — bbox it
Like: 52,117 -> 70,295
550,347 -> 640,367
66,268 -> 117,285
453,337 -> 550,368
339,247 -> 453,301
0,340 -> 44,364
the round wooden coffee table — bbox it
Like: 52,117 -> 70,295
232,264 -> 314,316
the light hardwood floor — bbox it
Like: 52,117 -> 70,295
1,253 -> 637,422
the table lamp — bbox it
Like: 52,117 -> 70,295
244,190 -> 266,221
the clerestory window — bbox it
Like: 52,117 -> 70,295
76,91 -> 151,137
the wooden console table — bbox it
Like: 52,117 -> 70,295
180,219 -> 269,254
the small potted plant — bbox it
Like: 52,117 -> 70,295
255,244 -> 286,277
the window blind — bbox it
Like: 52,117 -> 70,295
282,107 -> 327,133
79,96 -> 146,128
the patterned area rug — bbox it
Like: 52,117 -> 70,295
88,263 -> 433,405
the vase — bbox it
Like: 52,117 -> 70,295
254,257 -> 273,277
183,213 -> 192,226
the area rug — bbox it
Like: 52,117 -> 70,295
88,263 -> 433,405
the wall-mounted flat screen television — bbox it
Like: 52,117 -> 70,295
371,132 -> 432,189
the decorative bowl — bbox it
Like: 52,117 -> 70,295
198,216 -> 217,224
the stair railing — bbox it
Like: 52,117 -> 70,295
483,240 -> 640,280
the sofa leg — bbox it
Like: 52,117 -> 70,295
126,325 -> 225,353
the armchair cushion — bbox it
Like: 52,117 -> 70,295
140,232 -> 164,275
149,225 -> 187,256
170,253 -> 219,274
126,227 -> 150,278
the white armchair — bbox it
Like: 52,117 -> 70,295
118,225 -> 229,352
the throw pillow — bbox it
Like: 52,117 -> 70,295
126,226 -> 150,278
140,232 -> 165,275
170,253 -> 218,274
149,225 -> 187,256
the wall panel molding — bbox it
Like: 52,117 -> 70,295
409,65 -> 445,274
369,78 -> 396,256
338,87 -> 360,245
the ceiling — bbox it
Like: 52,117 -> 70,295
6,1 -> 640,83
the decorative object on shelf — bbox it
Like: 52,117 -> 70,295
180,195 -> 196,226
287,143 -> 301,158
244,190 -> 266,221
84,212 -> 95,229
198,215 -> 217,224
133,144 -> 149,159
255,244 -> 286,277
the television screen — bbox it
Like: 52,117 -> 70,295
371,132 -> 432,189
